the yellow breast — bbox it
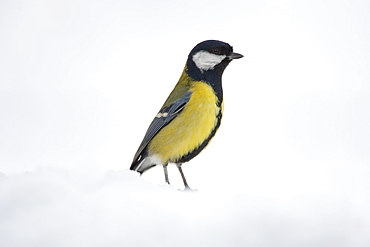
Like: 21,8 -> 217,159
148,81 -> 220,163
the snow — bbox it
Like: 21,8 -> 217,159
1,168 -> 368,247
1,0 -> 370,246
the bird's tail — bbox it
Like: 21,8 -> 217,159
130,154 -> 156,174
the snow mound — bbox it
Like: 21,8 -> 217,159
1,169 -> 369,247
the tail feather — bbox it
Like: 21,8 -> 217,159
130,153 -> 157,174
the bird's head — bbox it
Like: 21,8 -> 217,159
186,40 -> 243,79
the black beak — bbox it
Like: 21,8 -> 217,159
228,52 -> 244,60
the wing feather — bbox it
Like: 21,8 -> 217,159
130,91 -> 192,168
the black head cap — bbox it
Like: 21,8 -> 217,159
189,40 -> 234,58
186,40 -> 243,81
185,40 -> 243,101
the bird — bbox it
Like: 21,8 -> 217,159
130,40 -> 243,189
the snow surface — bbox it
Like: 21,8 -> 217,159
1,168 -> 369,247
1,0 -> 370,246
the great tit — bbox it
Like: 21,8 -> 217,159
130,40 -> 243,189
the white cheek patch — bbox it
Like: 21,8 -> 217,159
192,50 -> 226,72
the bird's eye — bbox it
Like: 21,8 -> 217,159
212,48 -> 221,55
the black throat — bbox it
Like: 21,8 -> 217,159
186,58 -> 231,105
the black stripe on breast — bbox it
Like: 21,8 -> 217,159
175,107 -> 223,164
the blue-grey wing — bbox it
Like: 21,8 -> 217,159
130,91 -> 192,169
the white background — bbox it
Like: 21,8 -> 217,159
1,0 -> 370,246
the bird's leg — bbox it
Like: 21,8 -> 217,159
176,163 -> 191,190
163,164 -> 170,184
